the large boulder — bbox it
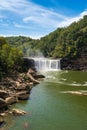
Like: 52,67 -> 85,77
15,84 -> 31,93
16,91 -> 29,100
0,116 -> 5,126
61,57 -> 87,70
0,90 -> 10,99
5,96 -> 17,105
12,108 -> 27,116
33,74 -> 45,79
23,58 -> 35,72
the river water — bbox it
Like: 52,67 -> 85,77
3,70 -> 87,130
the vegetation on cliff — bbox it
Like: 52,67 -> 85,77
6,15 -> 87,59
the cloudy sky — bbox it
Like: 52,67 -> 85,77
0,0 -> 87,39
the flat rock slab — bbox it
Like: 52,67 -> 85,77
12,109 -> 27,116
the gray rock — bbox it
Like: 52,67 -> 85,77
0,90 -> 10,99
12,108 -> 27,115
0,98 -> 7,109
5,96 -> 17,105
0,116 -> 5,126
16,91 -> 29,100
15,84 -> 31,92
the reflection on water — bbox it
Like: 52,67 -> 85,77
2,71 -> 87,130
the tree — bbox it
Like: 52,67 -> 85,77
0,37 -> 23,73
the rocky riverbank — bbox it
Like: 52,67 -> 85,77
0,68 -> 45,127
61,57 -> 87,71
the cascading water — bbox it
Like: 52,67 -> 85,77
33,58 -> 60,71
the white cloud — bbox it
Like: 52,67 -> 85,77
0,0 -> 87,38
0,15 -> 5,20
0,0 -> 68,28
0,0 -> 28,12
80,10 -> 87,16
57,10 -> 87,27
14,23 -> 31,29
13,23 -> 45,32
0,0 -> 86,27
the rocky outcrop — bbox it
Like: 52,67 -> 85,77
23,58 -> 36,72
0,68 -> 45,112
27,68 -> 40,84
12,109 -> 27,116
0,90 -> 10,99
0,76 -> 31,110
16,91 -> 29,100
0,98 -> 7,110
14,83 -> 31,93
0,67 -> 45,129
61,57 -> 87,71
5,96 -> 17,105
0,116 -> 5,127
33,74 -> 45,79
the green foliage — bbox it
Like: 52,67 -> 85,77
6,15 -> 87,59
0,37 -> 23,73
6,36 -> 37,57
0,37 -> 7,50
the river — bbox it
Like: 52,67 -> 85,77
3,70 -> 87,130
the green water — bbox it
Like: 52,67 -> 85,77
3,71 -> 87,130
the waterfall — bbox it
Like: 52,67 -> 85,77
33,58 -> 60,71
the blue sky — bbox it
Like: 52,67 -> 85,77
0,0 -> 87,39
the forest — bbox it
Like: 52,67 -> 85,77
6,15 -> 87,59
0,37 -> 23,80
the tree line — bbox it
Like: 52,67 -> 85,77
6,15 -> 87,59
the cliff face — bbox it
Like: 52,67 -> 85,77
61,56 -> 87,71
61,45 -> 87,71
60,43 -> 87,71
23,58 -> 36,72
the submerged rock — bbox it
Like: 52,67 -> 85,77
0,90 -> 10,99
12,109 -> 27,116
0,116 -> 5,127
34,74 -> 45,79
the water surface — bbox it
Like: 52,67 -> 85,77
3,71 -> 87,130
